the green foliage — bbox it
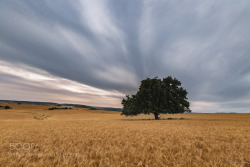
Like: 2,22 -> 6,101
4,106 -> 11,109
121,76 -> 191,119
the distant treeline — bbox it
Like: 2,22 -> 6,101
0,105 -> 12,109
48,107 -> 72,110
0,100 -> 122,112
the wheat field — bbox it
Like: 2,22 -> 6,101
0,104 -> 249,167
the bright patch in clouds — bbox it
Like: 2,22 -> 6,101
0,61 -> 123,107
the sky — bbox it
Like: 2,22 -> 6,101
0,0 -> 250,113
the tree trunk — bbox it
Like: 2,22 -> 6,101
154,113 -> 159,120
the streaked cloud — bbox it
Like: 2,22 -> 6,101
0,0 -> 250,112
0,61 -> 123,107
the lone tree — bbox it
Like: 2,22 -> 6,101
121,76 -> 191,120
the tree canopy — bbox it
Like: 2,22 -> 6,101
121,76 -> 191,120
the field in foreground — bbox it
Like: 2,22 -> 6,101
0,104 -> 249,167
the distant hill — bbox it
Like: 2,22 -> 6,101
0,100 -> 122,112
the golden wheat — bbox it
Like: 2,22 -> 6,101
0,104 -> 249,166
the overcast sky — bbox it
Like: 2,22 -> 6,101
0,0 -> 250,112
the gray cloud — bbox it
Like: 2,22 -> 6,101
0,67 -> 123,107
0,0 -> 250,112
